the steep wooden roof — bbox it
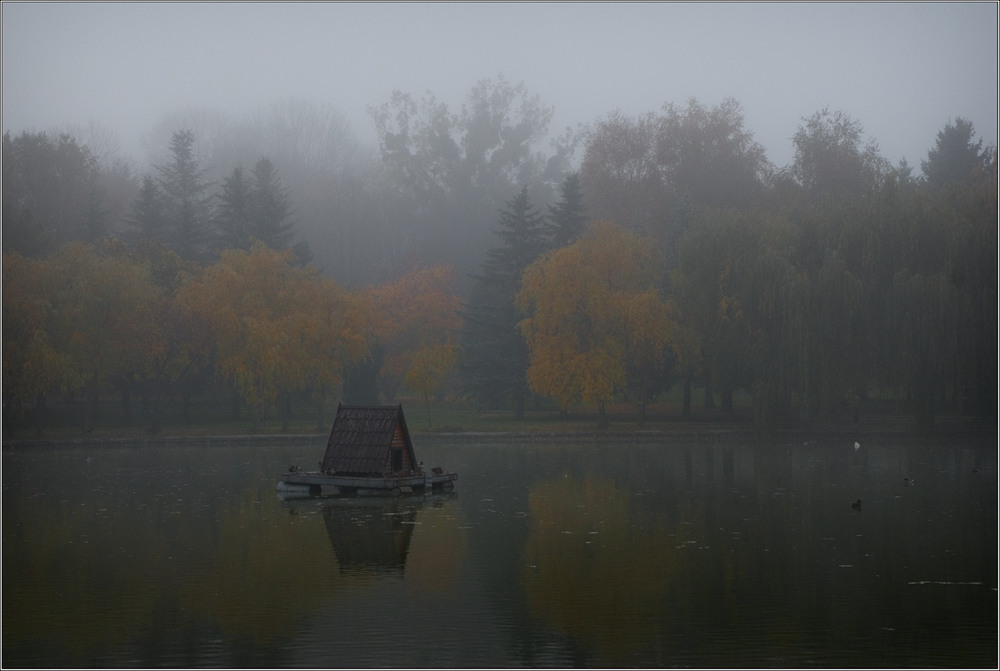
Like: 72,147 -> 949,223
320,404 -> 416,476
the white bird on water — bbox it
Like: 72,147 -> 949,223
854,441 -> 861,450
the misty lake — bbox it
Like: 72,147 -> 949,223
3,433 -> 996,668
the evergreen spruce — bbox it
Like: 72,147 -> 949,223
249,157 -> 295,251
81,183 -> 109,244
921,117 -> 989,189
127,175 -> 168,247
546,172 -> 587,248
481,185 -> 547,288
460,185 -> 547,419
155,130 -> 214,262
215,165 -> 253,252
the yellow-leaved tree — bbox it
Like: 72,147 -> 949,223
298,271 -> 371,427
365,264 -> 461,425
3,244 -> 168,433
179,243 -> 369,430
517,221 -> 687,424
3,253 -> 79,432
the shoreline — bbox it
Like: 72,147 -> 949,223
3,416 -> 994,450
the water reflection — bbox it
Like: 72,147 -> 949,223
2,438 -> 995,668
280,493 -> 461,579
178,481 -> 339,647
502,440 -> 998,668
322,499 -> 416,576
521,475 -> 680,665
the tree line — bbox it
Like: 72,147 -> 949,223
3,239 -> 461,434
2,79 -> 575,289
3,80 -> 996,434
459,104 -> 996,432
543,109 -> 993,431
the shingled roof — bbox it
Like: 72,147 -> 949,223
320,404 -> 417,476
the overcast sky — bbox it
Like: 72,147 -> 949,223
3,2 -> 997,170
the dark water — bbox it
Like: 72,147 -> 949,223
3,435 -> 996,668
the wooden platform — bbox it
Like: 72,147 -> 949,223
278,469 -> 458,496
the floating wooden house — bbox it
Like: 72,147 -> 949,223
278,404 -> 457,496
321,404 -> 417,476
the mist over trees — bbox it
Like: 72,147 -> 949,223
3,131 -> 101,255
369,75 -> 577,284
2,77 -> 996,435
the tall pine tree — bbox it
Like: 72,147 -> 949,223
460,185 -> 547,419
921,118 -> 990,189
127,175 -> 168,247
546,172 -> 587,248
215,165 -> 253,252
156,130 -> 213,262
481,185 -> 548,288
249,157 -> 295,250
81,183 -> 109,244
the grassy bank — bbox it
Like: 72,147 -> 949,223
3,390 -> 992,445
1,390 -> 757,439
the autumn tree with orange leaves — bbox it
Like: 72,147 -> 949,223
2,243 -> 168,432
517,221 -> 690,424
3,253 -> 79,431
179,243 -> 369,430
365,265 -> 461,423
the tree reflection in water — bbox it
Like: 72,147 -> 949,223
521,475 -> 680,665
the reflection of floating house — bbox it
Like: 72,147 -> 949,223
280,494 -> 457,575
278,404 -> 457,496
322,499 -> 417,575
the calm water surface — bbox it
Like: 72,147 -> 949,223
3,435 -> 996,668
